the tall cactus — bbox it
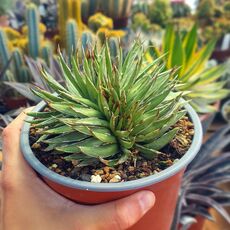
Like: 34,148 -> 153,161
0,29 -> 10,68
26,4 -> 40,59
81,31 -> 94,54
58,0 -> 83,47
81,0 -> 101,23
101,0 -> 133,19
12,48 -> 31,82
66,19 -> 78,56
41,42 -> 53,67
108,37 -> 119,59
0,29 -> 12,81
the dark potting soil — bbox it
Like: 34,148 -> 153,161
30,116 -> 194,183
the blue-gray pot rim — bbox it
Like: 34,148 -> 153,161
20,100 -> 203,192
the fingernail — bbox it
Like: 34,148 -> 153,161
138,191 -> 155,215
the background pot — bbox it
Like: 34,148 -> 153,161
3,96 -> 28,110
20,101 -> 203,230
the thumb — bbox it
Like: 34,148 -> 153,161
82,191 -> 155,230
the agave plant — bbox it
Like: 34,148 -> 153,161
146,24 -> 229,114
28,41 -> 187,167
172,125 -> 230,230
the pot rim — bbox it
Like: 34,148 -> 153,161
20,100 -> 203,192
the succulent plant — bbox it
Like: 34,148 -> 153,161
172,125 -> 230,230
88,13 -> 113,33
146,24 -> 229,114
28,41 -> 186,167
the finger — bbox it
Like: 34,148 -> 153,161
80,191 -> 155,230
2,107 -> 33,163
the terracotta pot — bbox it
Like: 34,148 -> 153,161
3,96 -> 28,110
211,49 -> 230,63
20,101 -> 202,230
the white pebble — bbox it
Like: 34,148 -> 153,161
109,175 -> 121,183
91,175 -> 102,183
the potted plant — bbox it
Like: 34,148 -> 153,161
146,24 -> 229,133
171,125 -> 230,230
20,41 -> 202,230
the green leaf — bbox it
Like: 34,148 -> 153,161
89,127 -> 117,144
136,144 -> 160,160
170,32 -> 185,76
58,91 -> 99,110
59,117 -> 110,128
143,128 -> 179,150
71,106 -> 103,118
40,125 -> 74,134
183,24 -> 197,63
80,144 -> 119,158
163,24 -> 174,54
31,88 -> 61,103
182,39 -> 216,81
44,132 -> 88,144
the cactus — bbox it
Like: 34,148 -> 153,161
58,0 -> 84,47
12,49 -> 31,82
26,4 -> 40,59
97,28 -> 126,44
108,37 -> 119,59
12,48 -> 23,74
66,19 -> 78,56
19,66 -> 31,83
101,0 -> 133,19
71,0 -> 83,29
0,29 -> 10,68
41,42 -> 53,66
88,13 -> 113,32
81,31 -> 95,54
81,0 -> 101,23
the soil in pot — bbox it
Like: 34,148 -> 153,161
29,112 -> 194,183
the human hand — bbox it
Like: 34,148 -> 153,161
0,108 -> 155,230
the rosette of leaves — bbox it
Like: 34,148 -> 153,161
28,41 -> 186,167
146,24 -> 229,114
172,125 -> 230,230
